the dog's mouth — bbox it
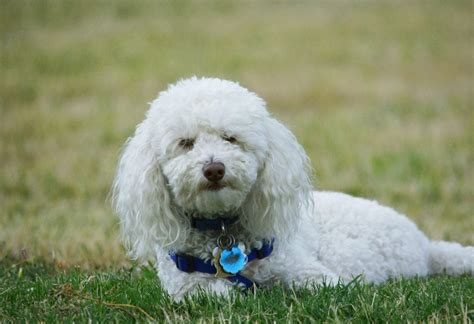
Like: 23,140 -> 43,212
197,180 -> 235,192
206,182 -> 225,191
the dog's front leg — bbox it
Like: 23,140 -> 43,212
155,250 -> 234,301
159,270 -> 234,302
284,265 -> 340,289
266,255 -> 340,289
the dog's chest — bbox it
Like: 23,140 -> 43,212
178,227 -> 260,260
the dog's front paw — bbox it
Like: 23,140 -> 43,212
169,278 -> 234,302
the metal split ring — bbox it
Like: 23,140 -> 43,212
217,233 -> 235,249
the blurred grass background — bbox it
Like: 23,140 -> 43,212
0,0 -> 472,268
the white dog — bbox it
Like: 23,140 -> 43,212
113,77 -> 473,300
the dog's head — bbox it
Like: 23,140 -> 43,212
112,77 -> 313,260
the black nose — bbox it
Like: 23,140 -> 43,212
202,162 -> 225,182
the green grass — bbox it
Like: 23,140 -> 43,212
1,258 -> 473,322
1,0 -> 473,321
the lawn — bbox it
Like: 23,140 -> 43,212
1,258 -> 473,322
1,0 -> 473,321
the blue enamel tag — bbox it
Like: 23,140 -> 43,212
219,245 -> 248,274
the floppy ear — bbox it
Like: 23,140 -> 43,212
241,117 -> 313,241
112,120 -> 184,261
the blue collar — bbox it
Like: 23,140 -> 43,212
190,215 -> 239,231
169,238 -> 275,289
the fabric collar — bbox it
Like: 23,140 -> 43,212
169,238 -> 275,289
189,215 -> 239,231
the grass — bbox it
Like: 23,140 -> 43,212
1,258 -> 473,322
0,0 -> 473,321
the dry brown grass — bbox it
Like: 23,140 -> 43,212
1,0 -> 472,267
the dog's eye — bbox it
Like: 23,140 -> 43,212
178,138 -> 195,150
222,135 -> 237,144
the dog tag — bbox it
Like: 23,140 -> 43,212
214,221 -> 247,277
213,244 -> 248,278
220,245 -> 248,274
214,248 -> 233,278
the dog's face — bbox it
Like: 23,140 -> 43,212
113,77 -> 312,257
149,78 -> 270,215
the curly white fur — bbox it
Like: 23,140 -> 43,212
113,77 -> 473,300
